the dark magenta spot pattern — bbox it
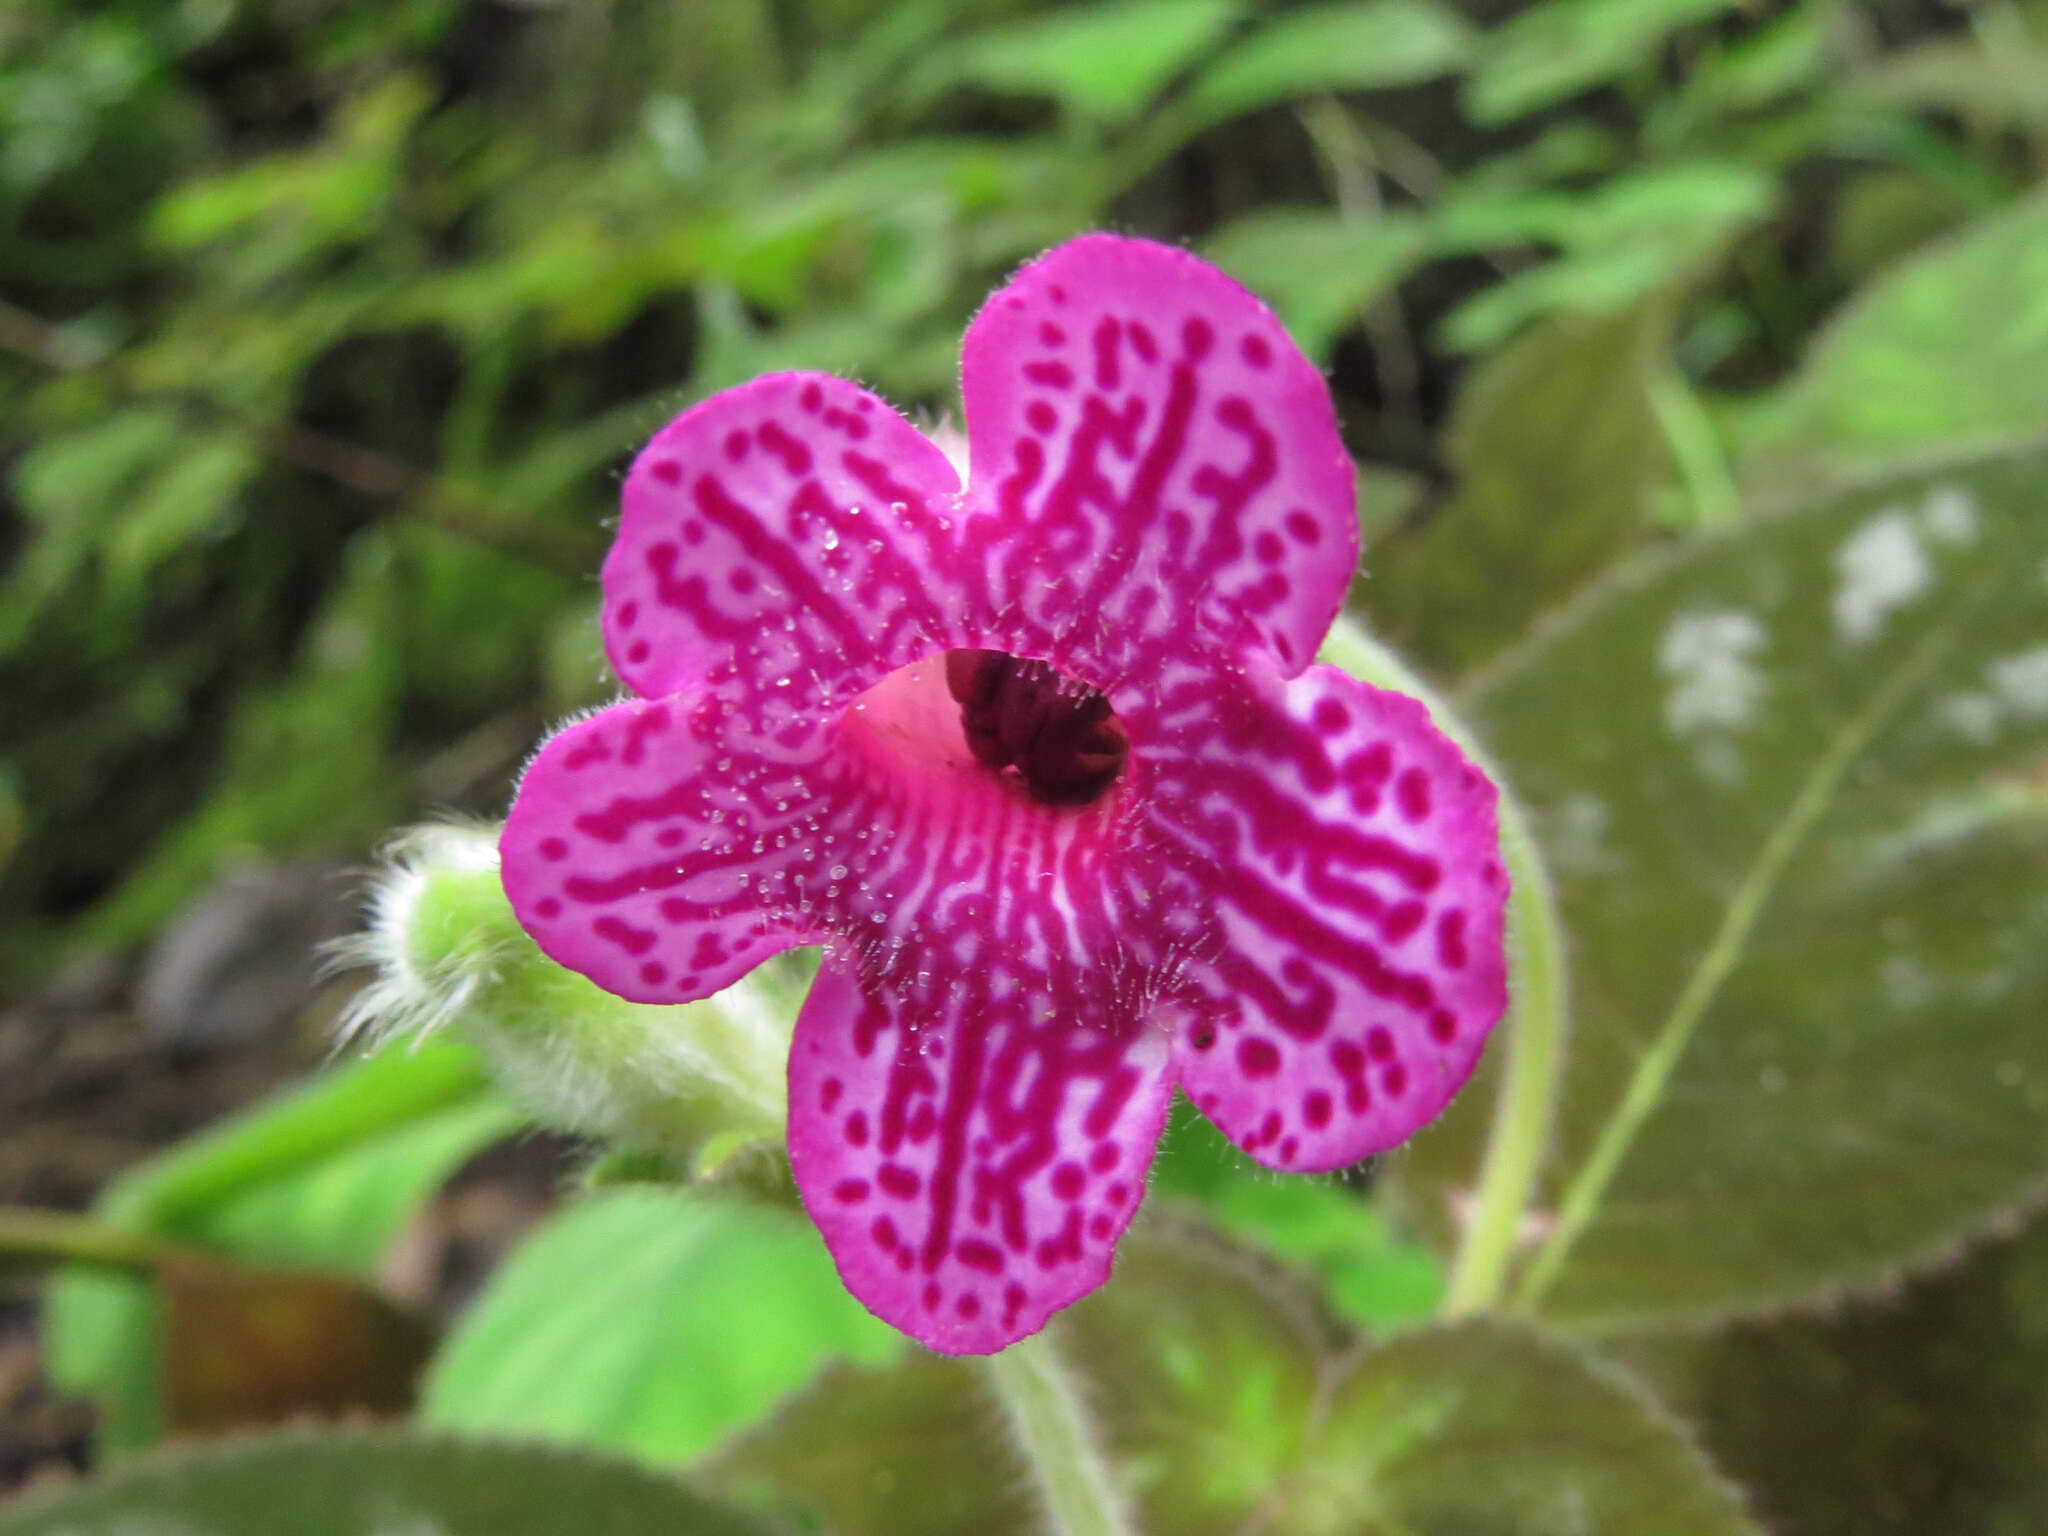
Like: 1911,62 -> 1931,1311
498,235 -> 1508,1355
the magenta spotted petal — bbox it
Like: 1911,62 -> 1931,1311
501,235 -> 1509,1353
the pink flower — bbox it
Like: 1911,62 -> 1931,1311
501,235 -> 1509,1352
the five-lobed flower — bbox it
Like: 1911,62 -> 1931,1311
500,234 -> 1510,1353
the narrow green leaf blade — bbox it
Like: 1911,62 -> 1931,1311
927,0 -> 1240,123
186,1094 -> 525,1270
1466,0 -> 1740,125
1203,209 -> 1425,362
1181,0 -> 1474,129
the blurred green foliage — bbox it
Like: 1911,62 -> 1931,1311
7,0 -> 2046,982
7,0 -> 2048,1529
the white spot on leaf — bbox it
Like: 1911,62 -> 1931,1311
1988,645 -> 2048,719
1935,691 -> 2002,744
1832,509 -> 1931,645
1547,794 -> 1619,875
1660,609 -> 1767,737
1920,484 -> 1978,545
1880,952 -> 1937,1010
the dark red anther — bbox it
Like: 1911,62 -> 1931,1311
946,650 -> 1128,806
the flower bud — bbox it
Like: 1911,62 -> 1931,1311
339,823 -> 791,1162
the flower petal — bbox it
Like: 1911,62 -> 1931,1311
958,234 -> 1356,679
500,694 -> 823,1003
788,958 -> 1174,1353
1145,662 -> 1508,1170
604,372 -> 963,706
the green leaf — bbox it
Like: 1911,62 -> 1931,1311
186,1095 -> 524,1269
709,1352 -> 1037,1536
1852,35 -> 2048,133
711,1216 -> 1758,1535
1736,188 -> 2048,498
101,435 -> 259,601
1179,0 -> 1474,129
1466,0 -> 1741,125
1633,1207 -> 2048,1534
1285,1322 -> 1758,1535
1430,162 -> 1774,349
1405,449 -> 2048,1329
1203,209 -> 1425,362
1369,299 -> 1678,675
421,1186 -> 900,1464
72,529 -> 408,953
2,407 -> 183,651
43,1039 -> 510,1452
922,0 -> 1241,124
0,1427 -> 776,1536
1154,1100 -> 1443,1331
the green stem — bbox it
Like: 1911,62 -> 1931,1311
0,1208 -> 171,1274
1511,616 -> 1960,1310
984,1329 -> 1131,1536
1646,364 -> 1740,530
1318,617 -> 1568,1315
1440,806 -> 1567,1314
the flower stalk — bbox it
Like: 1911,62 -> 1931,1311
1319,615 -> 1567,1313
985,1329 -> 1133,1536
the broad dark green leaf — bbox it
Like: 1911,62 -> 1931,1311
1431,162 -> 1773,350
1287,1322 -> 1756,1535
43,1039 -> 511,1451
0,1428 -> 776,1536
421,1186 -> 900,1463
1178,0 -> 1474,130
1632,1208 -> 2048,1535
1736,188 -> 2048,498
1203,208 -> 1425,361
1369,299 -> 1677,675
1404,449 -> 2048,1328
711,1216 -> 1760,1535
708,1352 -> 1034,1536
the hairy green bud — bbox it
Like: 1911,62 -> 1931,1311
339,823 -> 791,1162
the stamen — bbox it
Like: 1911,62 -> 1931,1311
945,650 -> 1128,806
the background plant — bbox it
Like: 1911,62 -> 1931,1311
2,0 -> 2045,1531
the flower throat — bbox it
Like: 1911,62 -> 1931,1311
945,650 -> 1128,807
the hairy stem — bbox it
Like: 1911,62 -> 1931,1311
1319,616 -> 1568,1314
1512,615 -> 1960,1310
1440,805 -> 1567,1313
985,1329 -> 1131,1536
